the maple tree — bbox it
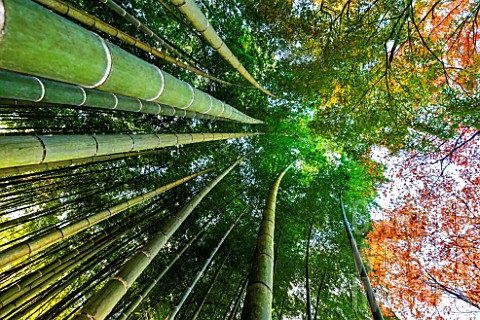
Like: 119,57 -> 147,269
366,127 -> 480,319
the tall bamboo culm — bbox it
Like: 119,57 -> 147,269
168,209 -> 246,319
340,195 -> 384,320
117,218 -> 214,319
0,70 -> 224,122
241,164 -> 292,320
33,0 -> 235,87
0,0 -> 261,123
168,0 -> 276,97
0,132 -> 254,169
100,0 -> 198,67
72,156 -> 246,320
0,168 -> 212,269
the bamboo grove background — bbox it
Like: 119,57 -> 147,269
0,0 -> 389,319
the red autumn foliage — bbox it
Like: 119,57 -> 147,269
366,128 -> 480,319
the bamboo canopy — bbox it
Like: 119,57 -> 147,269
0,0 -> 262,123
0,132 -> 255,169
73,156 -> 245,320
168,0 -> 277,97
241,164 -> 292,320
0,168 -> 212,269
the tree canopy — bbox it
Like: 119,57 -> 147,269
0,0 -> 478,319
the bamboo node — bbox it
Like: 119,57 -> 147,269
181,84 -> 195,109
86,34 -> 112,88
34,136 -> 47,164
78,87 -> 87,106
33,77 -> 45,102
173,0 -> 187,8
111,93 -> 118,109
205,95 -> 213,114
0,0 -> 5,43
80,312 -> 96,320
139,250 -> 151,261
91,135 -> 99,157
111,276 -> 129,289
127,134 -> 135,152
199,20 -> 210,33
147,66 -> 165,101
136,99 -> 143,112
217,101 -> 225,117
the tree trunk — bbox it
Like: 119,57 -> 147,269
0,0 -> 261,123
340,194 -> 384,320
305,219 -> 314,320
241,164 -> 292,320
72,156 -> 245,320
313,271 -> 327,320
0,132 -> 255,169
0,168 -> 212,269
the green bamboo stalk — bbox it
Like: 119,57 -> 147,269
168,210 -> 245,319
0,132 -> 254,169
0,0 -> 261,123
168,0 -> 276,98
227,276 -> 248,320
100,0 -> 198,67
0,147 -> 170,178
0,168 -> 212,269
72,156 -> 245,320
0,237 -> 115,317
33,0 -> 234,87
0,178 -> 134,231
190,254 -> 228,320
0,70 -> 224,122
117,218 -> 213,320
8,263 -> 85,320
241,164 -> 292,320
0,215 -> 141,305
339,195 -> 384,320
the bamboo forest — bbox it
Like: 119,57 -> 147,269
0,0 -> 479,319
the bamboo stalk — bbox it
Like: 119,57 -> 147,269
72,156 -> 245,320
190,256 -> 227,320
0,132 -> 255,169
339,195 -> 384,320
168,0 -> 276,97
118,218 -> 213,319
0,147 -> 170,178
0,237 -> 115,317
0,168 -> 212,269
0,0 -> 261,123
100,0 -> 198,66
0,70 -> 237,122
0,213 -> 145,304
169,210 -> 245,319
33,0 -> 235,87
241,164 -> 292,320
